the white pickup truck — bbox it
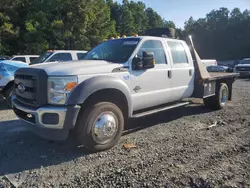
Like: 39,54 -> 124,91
11,29 -> 239,152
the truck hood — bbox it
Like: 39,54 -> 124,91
29,60 -> 125,75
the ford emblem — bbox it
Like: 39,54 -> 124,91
17,83 -> 25,93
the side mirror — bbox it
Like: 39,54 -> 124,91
142,51 -> 155,69
132,51 -> 155,70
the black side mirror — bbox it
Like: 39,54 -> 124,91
142,51 -> 155,69
132,51 -> 155,70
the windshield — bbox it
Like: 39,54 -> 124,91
84,38 -> 141,63
30,52 -> 53,65
239,59 -> 250,65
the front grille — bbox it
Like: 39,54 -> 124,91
15,74 -> 37,106
14,68 -> 48,107
236,67 -> 250,71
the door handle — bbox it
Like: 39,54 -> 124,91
189,69 -> 193,76
168,70 -> 172,78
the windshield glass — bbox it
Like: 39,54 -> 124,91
30,52 -> 53,65
84,38 -> 141,63
239,59 -> 250,65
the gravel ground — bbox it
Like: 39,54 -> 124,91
0,79 -> 249,188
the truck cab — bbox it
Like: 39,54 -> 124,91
11,32 -> 239,152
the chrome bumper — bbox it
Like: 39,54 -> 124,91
12,96 -> 80,130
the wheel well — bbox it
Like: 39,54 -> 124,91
2,80 -> 14,95
82,89 -> 129,118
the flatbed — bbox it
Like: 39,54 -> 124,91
207,72 -> 239,81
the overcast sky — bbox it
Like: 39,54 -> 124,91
116,0 -> 250,28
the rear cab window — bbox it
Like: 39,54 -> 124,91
167,41 -> 189,64
77,53 -> 87,60
29,57 -> 38,63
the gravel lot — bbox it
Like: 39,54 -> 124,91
0,79 -> 250,188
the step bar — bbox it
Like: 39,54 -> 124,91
132,102 -> 190,118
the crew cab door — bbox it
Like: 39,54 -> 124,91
130,39 -> 172,111
166,40 -> 194,102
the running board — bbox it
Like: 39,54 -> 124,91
132,102 -> 190,118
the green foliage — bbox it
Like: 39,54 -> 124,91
184,7 -> 250,60
0,0 -> 249,61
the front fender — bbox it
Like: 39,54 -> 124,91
66,75 -> 133,116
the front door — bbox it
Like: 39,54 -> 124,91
130,39 -> 172,111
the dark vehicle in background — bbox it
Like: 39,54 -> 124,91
207,65 -> 230,73
234,58 -> 250,77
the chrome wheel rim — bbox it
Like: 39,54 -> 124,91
221,88 -> 228,105
93,112 -> 118,144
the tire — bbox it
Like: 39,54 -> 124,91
144,28 -> 176,38
203,83 -> 229,110
75,102 -> 124,152
3,84 -> 14,108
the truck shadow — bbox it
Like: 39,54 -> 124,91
124,103 -> 212,135
0,103 -> 212,176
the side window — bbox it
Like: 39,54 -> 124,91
60,53 -> 72,61
77,53 -> 87,60
167,41 -> 188,64
47,54 -> 60,62
29,57 -> 38,62
138,40 -> 166,64
12,57 -> 26,63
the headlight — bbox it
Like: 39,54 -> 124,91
48,76 -> 78,105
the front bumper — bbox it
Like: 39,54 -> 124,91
12,96 -> 81,130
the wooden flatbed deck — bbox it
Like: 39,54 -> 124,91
205,72 -> 239,81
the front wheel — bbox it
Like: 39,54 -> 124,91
203,83 -> 229,110
75,102 -> 124,152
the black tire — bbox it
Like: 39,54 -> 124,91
144,27 -> 176,38
3,84 -> 14,108
75,102 -> 124,152
203,83 -> 229,110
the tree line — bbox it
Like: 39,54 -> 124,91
0,0 -> 249,61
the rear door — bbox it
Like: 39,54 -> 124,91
166,40 -> 194,102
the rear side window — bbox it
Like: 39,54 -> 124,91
48,53 -> 72,62
12,57 -> 26,63
77,53 -> 87,60
167,41 -> 188,64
